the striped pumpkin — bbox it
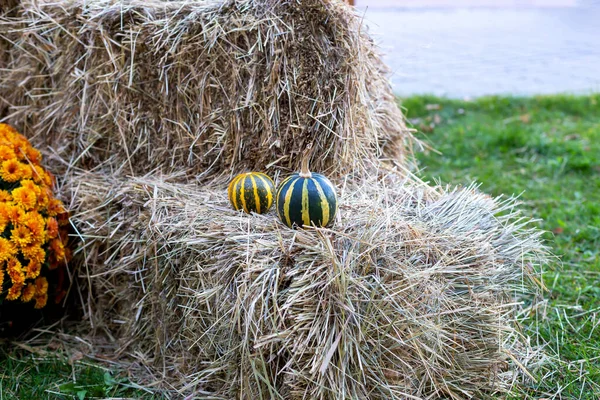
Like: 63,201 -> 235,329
228,172 -> 275,214
276,145 -> 337,228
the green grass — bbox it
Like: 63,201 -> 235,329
1,94 -> 598,398
401,94 -> 600,399
0,346 -> 158,399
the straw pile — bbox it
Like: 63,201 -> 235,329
60,170 -> 545,398
0,0 -> 415,180
0,0 -> 20,80
1,0 -> 547,398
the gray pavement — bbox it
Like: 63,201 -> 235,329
357,1 -> 600,97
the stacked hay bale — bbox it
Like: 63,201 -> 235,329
0,0 -> 414,179
63,172 -> 545,399
0,0 -> 545,398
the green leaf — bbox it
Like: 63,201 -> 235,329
104,371 -> 117,387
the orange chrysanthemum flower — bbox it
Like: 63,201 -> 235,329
20,179 -> 41,197
11,225 -> 33,248
0,189 -> 12,202
7,204 -> 24,224
6,283 -> 24,301
1,159 -> 22,182
0,123 -> 71,309
21,243 -> 46,264
12,135 -> 31,161
0,145 -> 16,161
25,146 -> 42,164
35,276 -> 48,296
44,170 -> 55,187
54,247 -> 72,271
0,202 -> 10,219
46,217 -> 59,239
0,209 -> 8,232
50,238 -> 66,262
12,186 -> 37,211
34,292 -> 48,309
37,194 -> 49,210
34,276 -> 50,308
37,188 -> 50,210
47,198 -> 65,217
31,164 -> 50,186
21,211 -> 46,242
25,260 -> 42,280
19,163 -> 33,180
21,283 -> 36,302
33,275 -> 50,308
0,124 -> 17,140
0,237 -> 16,262
7,258 -> 24,286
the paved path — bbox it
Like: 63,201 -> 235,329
357,2 -> 600,97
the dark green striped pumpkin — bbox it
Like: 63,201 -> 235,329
276,172 -> 337,228
228,172 -> 275,214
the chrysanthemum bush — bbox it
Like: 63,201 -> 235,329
0,123 -> 71,311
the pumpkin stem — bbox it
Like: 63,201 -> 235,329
299,143 -> 313,178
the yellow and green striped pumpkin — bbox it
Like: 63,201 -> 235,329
276,172 -> 337,228
228,172 -> 275,214
275,144 -> 337,230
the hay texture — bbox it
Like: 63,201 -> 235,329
0,0 -> 414,180
1,0 -> 547,398
61,170 -> 545,399
0,0 -> 20,68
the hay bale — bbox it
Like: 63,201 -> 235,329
1,1 -> 546,398
62,170 -> 545,398
0,0 -> 21,81
0,0 -> 415,180
0,1 -> 20,20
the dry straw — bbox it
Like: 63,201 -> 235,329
0,0 -> 20,67
60,170 -> 546,399
1,0 -> 548,398
0,0 -> 417,181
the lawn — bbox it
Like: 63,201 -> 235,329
1,94 -> 598,399
401,94 -> 600,399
